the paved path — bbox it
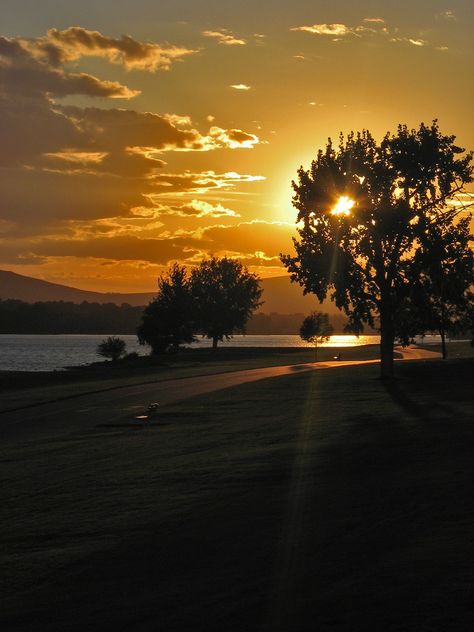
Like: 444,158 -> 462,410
394,345 -> 441,361
0,346 -> 440,443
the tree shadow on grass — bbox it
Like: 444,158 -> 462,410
384,358 -> 473,423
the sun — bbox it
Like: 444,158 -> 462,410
331,195 -> 355,216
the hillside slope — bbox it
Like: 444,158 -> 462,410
0,270 -> 341,315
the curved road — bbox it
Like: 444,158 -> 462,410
0,346 -> 440,443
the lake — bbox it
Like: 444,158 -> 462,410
0,333 -> 383,372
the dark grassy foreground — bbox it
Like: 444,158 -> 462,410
1,357 -> 473,631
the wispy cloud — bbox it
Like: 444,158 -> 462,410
230,83 -> 251,90
436,10 -> 456,21
363,17 -> 385,24
157,200 -> 240,218
291,23 -> 351,36
291,19 -> 440,49
202,29 -> 246,45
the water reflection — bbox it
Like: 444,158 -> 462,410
320,335 -> 377,348
189,334 -> 381,349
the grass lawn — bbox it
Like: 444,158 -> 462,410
1,356 -> 473,631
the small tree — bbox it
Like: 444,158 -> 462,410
282,121 -> 473,379
190,257 -> 263,348
137,263 -> 196,354
97,336 -> 126,362
299,312 -> 333,361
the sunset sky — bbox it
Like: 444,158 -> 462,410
1,0 -> 473,292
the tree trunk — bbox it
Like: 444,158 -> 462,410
212,336 -> 218,349
314,342 -> 318,362
379,308 -> 395,379
440,329 -> 447,359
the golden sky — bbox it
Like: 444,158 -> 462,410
1,0 -> 473,292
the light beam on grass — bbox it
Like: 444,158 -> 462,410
265,368 -> 319,627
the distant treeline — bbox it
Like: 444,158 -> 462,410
0,300 -> 143,334
0,299 -> 350,335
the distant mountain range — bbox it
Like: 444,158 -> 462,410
0,269 -> 341,315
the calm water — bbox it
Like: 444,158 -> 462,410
0,333 -> 449,372
0,333 -> 383,372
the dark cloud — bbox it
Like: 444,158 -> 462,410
0,219 -> 294,268
40,149 -> 166,177
0,166 -> 263,234
0,235 -> 202,265
0,168 -> 154,223
0,36 -> 137,99
60,105 -> 199,152
0,94 -> 81,167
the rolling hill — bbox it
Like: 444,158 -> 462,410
0,269 -> 341,315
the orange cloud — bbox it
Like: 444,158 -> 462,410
0,27 -> 268,277
15,235 -> 203,265
157,200 -> 240,218
196,126 -> 260,150
22,27 -> 198,71
59,107 -> 261,155
0,220 -> 295,270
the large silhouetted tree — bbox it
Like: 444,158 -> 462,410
281,121 -> 473,378
190,257 -> 263,348
137,263 -> 196,354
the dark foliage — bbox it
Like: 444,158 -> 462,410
282,121 -> 473,378
299,312 -> 334,360
190,257 -> 263,348
97,336 -> 127,362
137,263 -> 197,354
407,215 -> 473,357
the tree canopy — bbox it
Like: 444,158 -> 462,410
281,121 -> 473,378
190,257 -> 263,348
137,257 -> 263,353
299,312 -> 333,361
398,212 -> 473,357
137,263 -> 196,354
